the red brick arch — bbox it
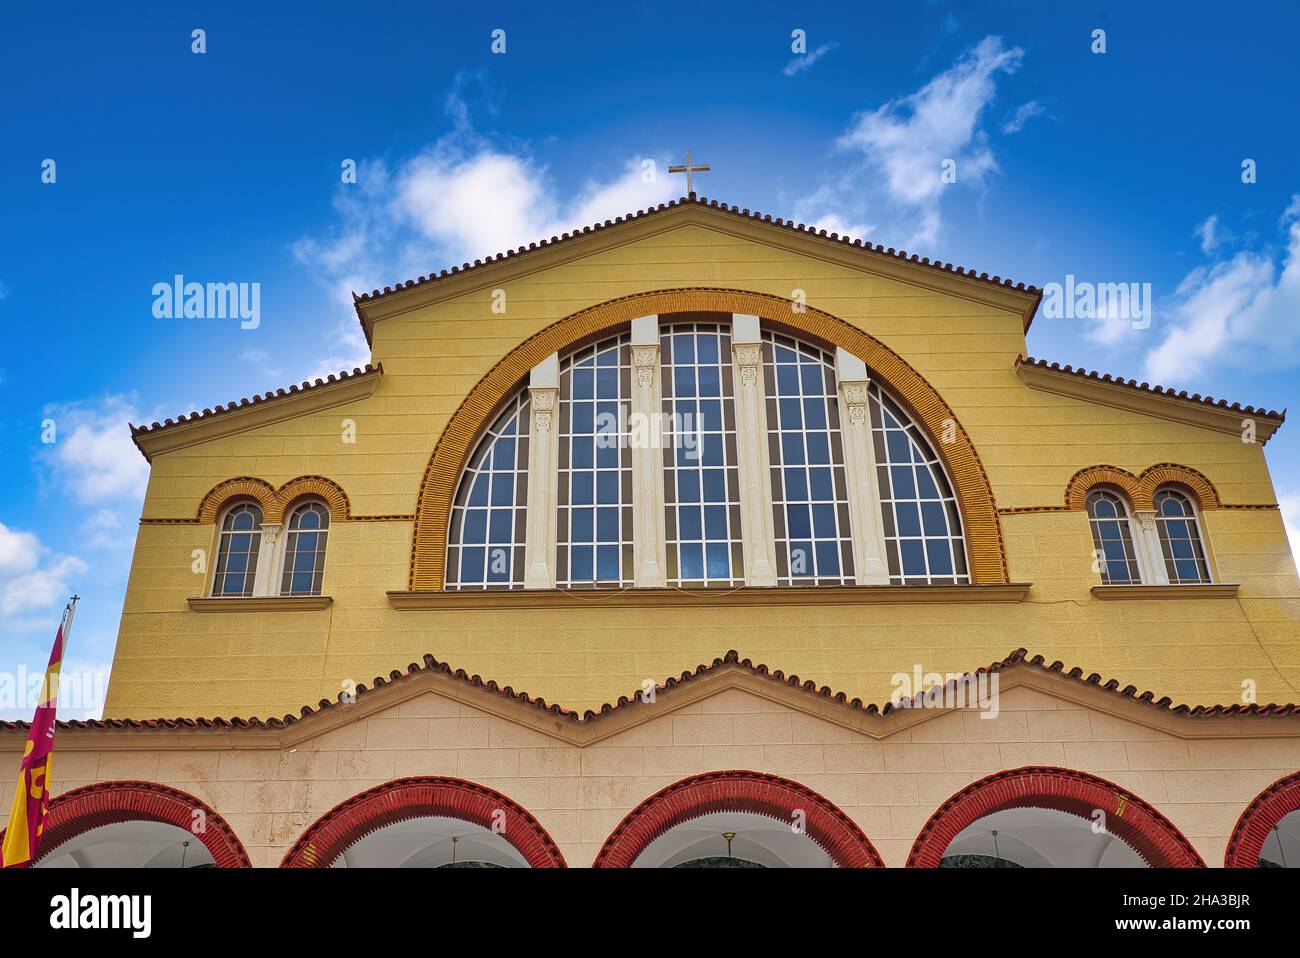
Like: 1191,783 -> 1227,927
907,766 -> 1205,868
1225,770 -> 1300,867
280,776 -> 566,868
593,770 -> 885,867
0,780 -> 251,868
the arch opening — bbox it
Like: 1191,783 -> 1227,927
1226,771 -> 1300,868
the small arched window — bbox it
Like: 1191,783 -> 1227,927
1086,490 -> 1142,585
869,384 -> 967,584
446,390 -> 530,589
1154,488 -> 1211,583
282,501 -> 330,596
213,502 -> 262,596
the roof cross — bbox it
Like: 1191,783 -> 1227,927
668,150 -> 710,195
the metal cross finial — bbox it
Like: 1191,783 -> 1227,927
668,150 -> 710,195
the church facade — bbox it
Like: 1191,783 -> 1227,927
4,197 -> 1300,868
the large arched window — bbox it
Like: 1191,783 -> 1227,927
212,501 -> 262,596
660,322 -> 744,587
444,316 -> 971,592
869,384 -> 967,584
763,331 -> 854,585
1153,488 -> 1211,583
556,334 -> 633,588
281,500 -> 330,595
446,390 -> 530,589
1086,490 -> 1141,585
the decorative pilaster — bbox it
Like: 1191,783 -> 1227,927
252,524 -> 282,596
523,354 -> 560,589
730,315 -> 777,586
835,348 -> 891,585
1133,510 -> 1170,585
630,315 -> 668,587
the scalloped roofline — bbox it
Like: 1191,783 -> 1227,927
8,648 -> 1297,749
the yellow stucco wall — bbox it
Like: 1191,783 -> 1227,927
104,217 -> 1300,718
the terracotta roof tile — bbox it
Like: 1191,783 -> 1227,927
352,193 -> 1041,309
1020,356 -> 1286,421
129,364 -> 381,451
5,648 -> 1296,734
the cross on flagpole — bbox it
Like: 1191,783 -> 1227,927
668,150 -> 710,195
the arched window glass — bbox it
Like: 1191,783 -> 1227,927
661,322 -> 744,586
869,384 -> 968,584
762,331 -> 854,585
446,390 -> 530,589
1154,488 -> 1211,583
556,334 -> 633,588
1086,490 -> 1141,584
281,501 -> 330,596
213,502 -> 262,596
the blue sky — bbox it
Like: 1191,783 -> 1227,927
2,1 -> 1298,717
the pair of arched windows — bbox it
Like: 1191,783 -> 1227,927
211,500 -> 331,596
1085,487 -> 1210,585
445,319 -> 969,591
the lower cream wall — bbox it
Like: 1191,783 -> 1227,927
11,684 -> 1299,868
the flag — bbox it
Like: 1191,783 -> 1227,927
2,598 -> 76,868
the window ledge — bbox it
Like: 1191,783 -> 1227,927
188,596 -> 333,612
387,583 -> 1032,610
1090,583 -> 1239,600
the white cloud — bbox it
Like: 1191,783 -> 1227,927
41,396 -> 149,505
1279,492 -> 1300,578
1195,214 -> 1220,255
784,42 -> 838,77
1001,99 -> 1044,134
0,521 -> 86,626
1145,197 -> 1300,384
0,522 -> 40,576
293,74 -> 679,378
804,36 -> 1024,249
0,279 -> 9,300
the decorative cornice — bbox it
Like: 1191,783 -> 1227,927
130,365 -> 383,462
1017,357 -> 1284,443
408,288 -> 1009,590
387,583 -> 1031,610
352,195 -> 1040,341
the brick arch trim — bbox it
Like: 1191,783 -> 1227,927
410,287 -> 1007,589
593,770 -> 886,868
906,766 -> 1205,868
197,475 -> 351,525
1224,770 -> 1300,867
280,776 -> 566,868
0,780 -> 251,868
1065,464 -> 1220,513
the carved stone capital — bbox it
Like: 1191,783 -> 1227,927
841,381 -> 869,426
631,344 -> 659,388
734,342 -> 762,386
529,387 -> 557,431
260,523 -> 282,547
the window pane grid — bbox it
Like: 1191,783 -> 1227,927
446,390 -> 530,590
281,502 -> 330,596
870,384 -> 968,585
213,502 -> 262,596
1086,490 -> 1142,585
762,332 -> 855,585
556,334 -> 634,588
661,322 -> 744,587
1154,489 -> 1211,584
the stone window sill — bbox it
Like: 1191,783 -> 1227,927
1090,583 -> 1239,600
187,596 -> 333,612
387,583 -> 1031,610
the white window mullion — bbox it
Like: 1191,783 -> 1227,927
630,315 -> 668,587
835,349 -> 891,585
523,354 -> 559,589
1132,511 -> 1170,585
730,314 -> 777,586
251,525 -> 280,596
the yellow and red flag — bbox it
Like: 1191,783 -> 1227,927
2,597 -> 77,868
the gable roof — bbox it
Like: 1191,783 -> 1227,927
351,193 -> 1043,342
7,648 -> 1296,749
